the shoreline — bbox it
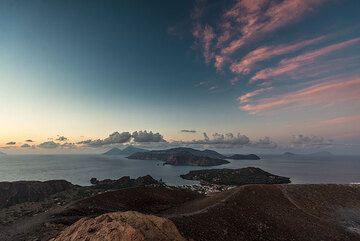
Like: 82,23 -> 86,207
1,154 -> 360,186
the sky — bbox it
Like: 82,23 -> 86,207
0,0 -> 359,154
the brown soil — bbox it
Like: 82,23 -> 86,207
1,184 -> 360,241
57,186 -> 202,221
170,184 -> 360,241
0,185 -> 201,241
0,180 -> 73,208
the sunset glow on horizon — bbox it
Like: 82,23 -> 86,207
0,0 -> 359,154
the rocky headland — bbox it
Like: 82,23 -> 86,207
228,154 -> 260,160
89,175 -> 159,190
180,167 -> 291,185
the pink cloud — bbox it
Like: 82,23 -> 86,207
262,0 -> 323,33
251,37 -> 360,82
230,36 -> 326,74
220,0 -> 324,57
230,77 -> 240,85
216,20 -> 232,49
240,77 -> 360,113
285,56 -> 360,80
321,115 -> 360,125
193,24 -> 215,63
214,55 -> 226,71
190,0 -> 325,71
237,87 -> 273,103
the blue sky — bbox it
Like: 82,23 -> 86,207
0,0 -> 359,154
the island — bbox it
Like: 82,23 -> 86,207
127,147 -> 230,166
180,167 -> 291,185
282,151 -> 334,157
228,154 -> 260,160
103,145 -> 148,156
307,151 -> 334,156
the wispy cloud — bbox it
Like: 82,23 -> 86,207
181,129 -> 197,133
321,114 -> 360,125
240,77 -> 360,113
290,134 -> 333,148
250,137 -> 277,149
237,87 -> 272,104
208,85 -> 218,91
213,0 -> 324,70
191,0 -> 216,63
230,36 -> 326,74
251,37 -> 360,82
193,24 -> 215,63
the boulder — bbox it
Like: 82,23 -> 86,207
50,211 -> 187,241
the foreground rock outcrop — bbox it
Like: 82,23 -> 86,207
0,180 -> 73,208
50,211 -> 186,241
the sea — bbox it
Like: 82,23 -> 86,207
0,154 -> 359,186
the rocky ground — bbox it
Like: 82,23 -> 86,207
170,184 -> 360,241
49,211 -> 186,241
0,180 -> 74,208
0,176 -> 360,241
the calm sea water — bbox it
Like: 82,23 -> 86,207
0,154 -> 359,186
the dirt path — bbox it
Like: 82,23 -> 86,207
161,186 -> 243,218
280,185 -> 325,221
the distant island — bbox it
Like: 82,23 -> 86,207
228,154 -> 260,160
127,147 -> 261,166
180,167 -> 291,185
308,151 -> 333,156
283,151 -> 334,157
127,147 -> 230,166
103,146 -> 148,156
